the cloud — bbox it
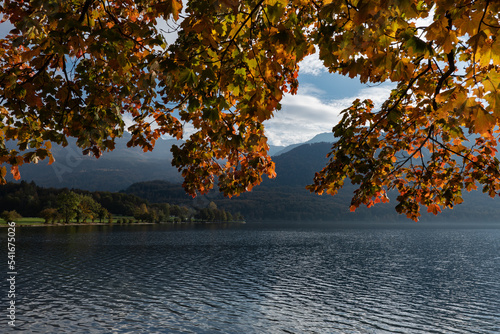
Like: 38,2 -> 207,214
265,95 -> 340,146
334,85 -> 395,107
264,84 -> 394,146
298,52 -> 327,76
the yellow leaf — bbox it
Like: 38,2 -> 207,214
228,83 -> 240,96
441,31 -> 458,54
491,39 -> 500,65
473,107 -> 495,134
487,94 -> 500,116
483,70 -> 500,93
435,87 -> 456,104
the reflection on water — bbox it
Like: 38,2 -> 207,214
1,222 -> 500,333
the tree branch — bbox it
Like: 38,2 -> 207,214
218,0 -> 265,78
79,0 -> 94,23
391,124 -> 434,175
24,54 -> 55,84
360,61 -> 431,142
471,1 -> 490,82
432,49 -> 455,111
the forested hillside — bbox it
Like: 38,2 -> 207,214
5,132 -> 292,192
124,143 -> 500,222
0,181 -> 241,223
5,141 -> 500,222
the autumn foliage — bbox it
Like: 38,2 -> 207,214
1,0 -> 500,220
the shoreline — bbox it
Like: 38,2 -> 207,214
0,220 -> 246,228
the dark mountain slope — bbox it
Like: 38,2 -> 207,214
123,142 -> 500,222
5,133 -> 182,191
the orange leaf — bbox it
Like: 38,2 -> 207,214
426,204 -> 441,215
170,0 -> 183,20
11,166 -> 21,180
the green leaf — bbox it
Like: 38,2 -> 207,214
228,83 -> 240,96
405,36 -> 432,56
179,68 -> 197,86
265,3 -> 285,25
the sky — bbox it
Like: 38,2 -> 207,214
269,8 -> 435,146
266,54 -> 394,146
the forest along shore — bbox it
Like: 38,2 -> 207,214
0,181 -> 244,226
0,219 -> 246,228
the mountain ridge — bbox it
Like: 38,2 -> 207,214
122,141 -> 500,222
6,132 -> 500,222
6,132 -> 335,191
272,132 -> 335,156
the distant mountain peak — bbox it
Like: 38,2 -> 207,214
272,132 -> 335,156
306,132 -> 336,144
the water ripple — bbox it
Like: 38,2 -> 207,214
2,224 -> 500,333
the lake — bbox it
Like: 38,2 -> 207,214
2,221 -> 500,333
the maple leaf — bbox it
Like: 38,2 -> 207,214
10,166 -> 20,180
427,204 -> 442,216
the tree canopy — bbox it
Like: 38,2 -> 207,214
1,0 -> 499,220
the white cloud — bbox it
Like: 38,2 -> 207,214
265,84 -> 394,146
298,52 -> 327,76
297,83 -> 326,96
334,85 -> 395,108
413,5 -> 435,31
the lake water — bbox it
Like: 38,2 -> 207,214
1,221 -> 500,333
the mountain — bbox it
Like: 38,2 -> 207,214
8,131 -> 500,222
6,133 -> 182,191
6,132 -> 333,191
268,145 -> 287,156
121,142 -> 385,220
123,142 -> 500,222
306,132 -> 337,144
272,132 -> 335,156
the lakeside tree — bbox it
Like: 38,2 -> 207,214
1,1 -> 499,220
57,192 -> 107,223
78,194 -> 101,222
39,207 -> 59,224
97,206 -> 109,223
196,201 -> 235,222
0,209 -> 21,222
1,181 -> 242,223
57,191 -> 81,224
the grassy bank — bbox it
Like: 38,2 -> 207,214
0,217 -> 44,225
0,216 -> 135,226
0,217 -> 244,227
